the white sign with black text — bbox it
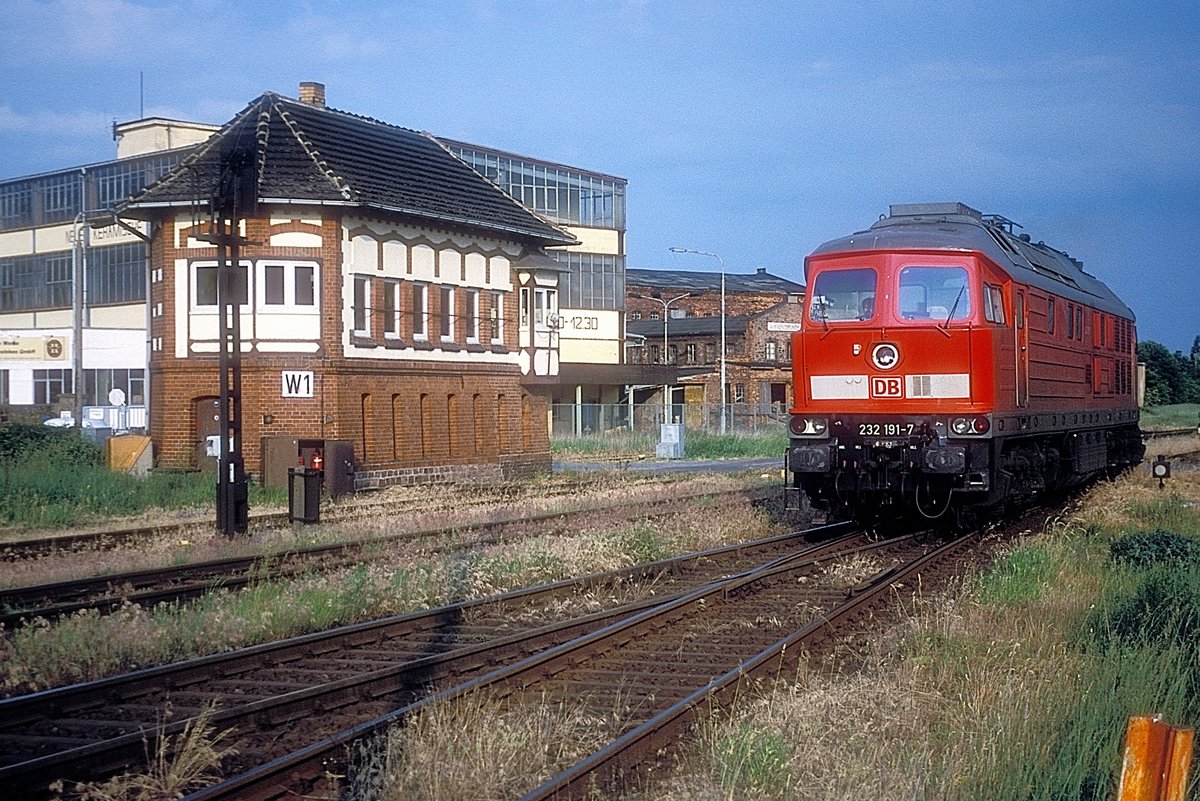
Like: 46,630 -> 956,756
281,371 -> 314,398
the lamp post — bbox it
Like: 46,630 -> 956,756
631,290 -> 691,422
669,247 -> 726,434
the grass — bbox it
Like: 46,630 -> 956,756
62,702 -> 237,801
1,479 -> 790,694
349,690 -> 628,801
1140,402 -> 1200,430
551,429 -> 788,460
0,432 -> 286,529
631,466 -> 1200,801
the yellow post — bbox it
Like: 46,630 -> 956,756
1118,714 -> 1194,801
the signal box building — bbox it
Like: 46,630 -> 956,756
625,267 -> 805,415
119,87 -> 577,484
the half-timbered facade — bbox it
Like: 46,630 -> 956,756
121,87 -> 576,485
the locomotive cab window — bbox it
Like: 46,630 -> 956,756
898,266 -> 970,322
808,268 -> 877,322
983,284 -> 1006,325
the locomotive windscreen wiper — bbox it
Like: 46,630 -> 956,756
938,285 -> 965,337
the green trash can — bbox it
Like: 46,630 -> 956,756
288,467 -> 321,523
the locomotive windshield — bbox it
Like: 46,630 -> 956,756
808,268 -> 877,322
898,266 -> 971,321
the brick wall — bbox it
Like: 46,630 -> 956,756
149,209 -> 550,482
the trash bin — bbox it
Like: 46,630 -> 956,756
288,467 -> 321,523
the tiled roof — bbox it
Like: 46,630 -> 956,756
121,93 -> 575,246
627,316 -> 749,338
627,268 -> 805,294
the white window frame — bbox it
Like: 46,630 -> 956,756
191,260 -> 251,310
491,292 -> 505,344
257,260 -> 319,312
465,289 -> 480,343
383,278 -> 401,339
353,274 -> 371,335
440,285 -> 456,342
412,283 -> 429,340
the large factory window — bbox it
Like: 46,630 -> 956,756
33,369 -> 71,405
552,252 -> 625,310
89,243 -> 147,305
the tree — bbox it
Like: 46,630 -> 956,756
1138,340 -> 1200,405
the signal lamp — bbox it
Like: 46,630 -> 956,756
950,416 -> 990,435
789,416 -> 828,437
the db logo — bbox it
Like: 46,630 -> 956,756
870,376 -> 904,398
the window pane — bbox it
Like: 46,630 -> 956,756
809,268 -> 877,322
264,265 -> 285,305
295,265 -> 314,306
196,265 -> 217,305
898,266 -> 970,321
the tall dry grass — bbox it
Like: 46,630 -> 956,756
632,466 -> 1200,801
2,482 -> 790,694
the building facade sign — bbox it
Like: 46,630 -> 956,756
0,336 -> 69,360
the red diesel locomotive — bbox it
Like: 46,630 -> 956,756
786,203 -> 1143,523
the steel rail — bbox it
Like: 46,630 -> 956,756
177,528 -> 913,801
519,531 -> 976,800
0,522 -> 856,798
0,485 -> 777,627
0,474 -> 687,562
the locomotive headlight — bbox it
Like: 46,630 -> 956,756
789,416 -> 829,437
950,416 -> 991,436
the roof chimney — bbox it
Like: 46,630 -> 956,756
298,82 -> 326,108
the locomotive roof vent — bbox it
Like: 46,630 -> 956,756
889,202 -> 981,219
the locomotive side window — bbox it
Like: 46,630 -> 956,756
808,268 -> 876,322
983,284 -> 1006,325
898,266 -> 971,321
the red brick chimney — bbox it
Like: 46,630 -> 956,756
298,82 -> 326,108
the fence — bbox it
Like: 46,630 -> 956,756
550,402 -> 789,438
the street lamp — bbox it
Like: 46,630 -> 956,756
669,247 -> 726,434
632,290 -> 691,424
631,291 -> 692,364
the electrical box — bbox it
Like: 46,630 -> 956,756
261,436 -> 357,497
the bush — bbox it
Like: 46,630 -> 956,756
1109,529 -> 1200,569
0,421 -> 101,465
1089,563 -> 1200,650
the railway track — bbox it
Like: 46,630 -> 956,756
0,520 -> 857,798
179,525 -> 972,801
0,474 -> 689,562
0,486 -> 776,628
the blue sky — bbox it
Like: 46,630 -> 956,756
2,0 -> 1197,353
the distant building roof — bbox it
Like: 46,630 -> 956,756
627,267 -> 804,294
627,316 -> 749,338
121,92 -> 576,246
